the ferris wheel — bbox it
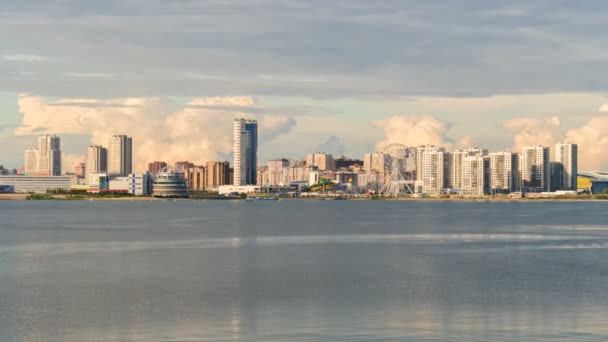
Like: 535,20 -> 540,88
377,142 -> 414,196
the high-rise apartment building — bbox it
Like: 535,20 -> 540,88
306,152 -> 335,171
451,147 -> 487,189
461,155 -> 490,197
520,145 -> 550,192
108,135 -> 132,177
363,153 -> 387,174
268,159 -> 289,185
38,135 -> 62,176
233,119 -> 258,185
206,161 -> 230,189
489,151 -> 520,194
419,146 -> 448,196
85,145 -> 108,182
555,142 -> 578,191
416,145 -> 443,181
24,148 -> 38,174
23,135 -> 62,176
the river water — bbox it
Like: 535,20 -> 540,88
1,200 -> 608,341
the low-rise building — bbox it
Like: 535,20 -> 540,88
0,175 -> 72,193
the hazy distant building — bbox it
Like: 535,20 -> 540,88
0,175 -> 71,193
108,135 -> 132,177
24,148 -> 38,174
520,145 -> 550,192
206,161 -> 231,190
451,147 -> 488,189
363,152 -> 387,174
419,146 -> 448,196
550,161 -> 565,191
85,145 -> 108,183
335,157 -> 363,170
174,161 -> 194,173
555,142 -> 578,191
306,152 -> 335,171
234,119 -> 258,185
23,135 -> 62,176
489,151 -> 520,194
147,161 -> 167,175
257,166 -> 269,187
75,163 -> 86,178
267,159 -> 289,185
186,165 -> 207,191
462,155 -> 490,197
416,145 -> 444,182
38,135 -> 62,176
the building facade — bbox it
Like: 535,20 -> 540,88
85,145 -> 108,183
0,175 -> 71,193
461,155 -> 490,197
233,119 -> 258,185
267,159 -> 290,185
555,142 -> 578,191
23,135 -> 62,176
147,161 -> 167,175
419,146 -> 448,196
520,145 -> 550,192
306,153 -> 335,171
108,135 -> 132,177
489,151 -> 520,194
450,147 -> 487,189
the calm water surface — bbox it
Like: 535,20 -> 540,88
2,200 -> 608,341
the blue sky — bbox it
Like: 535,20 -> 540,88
2,1 -> 608,171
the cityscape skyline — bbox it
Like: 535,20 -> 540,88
2,2 -> 608,172
1,126 -> 589,197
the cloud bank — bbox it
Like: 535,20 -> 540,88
374,115 -> 452,150
376,110 -> 608,171
15,95 -> 295,172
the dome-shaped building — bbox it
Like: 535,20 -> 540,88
152,170 -> 188,198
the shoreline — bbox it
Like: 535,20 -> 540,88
1,193 -> 607,202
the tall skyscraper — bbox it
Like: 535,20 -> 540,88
489,151 -> 520,194
24,135 -> 62,176
108,135 -> 132,177
38,135 -> 62,176
233,119 -> 258,185
85,145 -> 108,182
520,145 -> 550,192
555,142 -> 578,191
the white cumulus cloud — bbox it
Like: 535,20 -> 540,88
15,95 -> 296,172
374,115 -> 451,150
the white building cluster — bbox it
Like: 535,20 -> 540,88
256,142 -> 579,197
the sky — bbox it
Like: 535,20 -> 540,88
2,0 -> 608,172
